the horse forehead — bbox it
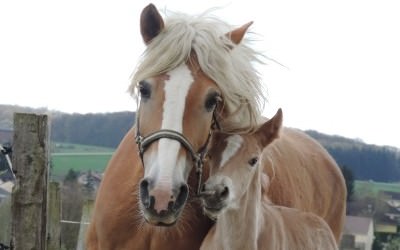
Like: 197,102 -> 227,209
219,135 -> 244,168
161,64 -> 194,131
165,64 -> 194,90
161,63 -> 204,105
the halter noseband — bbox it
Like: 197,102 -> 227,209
135,110 -> 219,196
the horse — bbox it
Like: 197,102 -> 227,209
86,4 -> 346,249
86,4 -> 266,249
200,109 -> 338,250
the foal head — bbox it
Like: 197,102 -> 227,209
200,109 -> 282,219
132,4 -> 258,226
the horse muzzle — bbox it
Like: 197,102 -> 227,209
199,181 -> 230,219
139,178 -> 189,226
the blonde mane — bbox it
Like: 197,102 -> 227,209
129,10 -> 266,133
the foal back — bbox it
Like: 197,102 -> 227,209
260,204 -> 338,250
261,127 -> 346,242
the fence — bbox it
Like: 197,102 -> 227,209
2,113 -> 93,250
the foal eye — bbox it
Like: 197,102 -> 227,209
138,81 -> 151,99
248,157 -> 259,167
205,93 -> 222,112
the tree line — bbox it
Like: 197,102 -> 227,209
306,130 -> 400,182
51,112 -> 135,148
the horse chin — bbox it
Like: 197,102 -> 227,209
142,207 -> 183,226
202,206 -> 225,221
144,216 -> 178,227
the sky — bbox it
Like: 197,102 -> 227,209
0,0 -> 399,148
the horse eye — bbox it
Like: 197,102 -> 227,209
138,81 -> 151,99
248,157 -> 259,167
205,93 -> 222,112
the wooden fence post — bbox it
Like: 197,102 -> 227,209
11,113 -> 49,250
47,182 -> 61,250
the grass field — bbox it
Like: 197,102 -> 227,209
355,180 -> 400,197
50,143 -> 114,179
52,143 -> 114,153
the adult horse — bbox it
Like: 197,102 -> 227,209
86,3 -> 346,249
86,4 -> 265,249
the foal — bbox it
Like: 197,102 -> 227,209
200,109 -> 338,250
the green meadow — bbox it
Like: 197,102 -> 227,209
355,180 -> 400,197
50,143 -> 114,179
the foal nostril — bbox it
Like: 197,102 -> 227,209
139,179 -> 151,208
219,186 -> 229,200
174,184 -> 189,210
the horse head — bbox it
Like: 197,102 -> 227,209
200,109 -> 282,219
132,4 -> 258,226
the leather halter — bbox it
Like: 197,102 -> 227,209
135,108 -> 219,196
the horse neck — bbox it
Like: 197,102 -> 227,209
257,203 -> 290,249
214,167 -> 263,250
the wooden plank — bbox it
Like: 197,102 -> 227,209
47,182 -> 61,250
76,200 -> 94,250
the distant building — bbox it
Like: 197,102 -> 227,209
77,171 -> 103,190
382,191 -> 400,207
374,191 -> 400,235
375,213 -> 398,234
341,215 -> 374,250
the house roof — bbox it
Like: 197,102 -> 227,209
77,172 -> 102,185
380,191 -> 400,201
374,201 -> 400,225
386,204 -> 400,214
377,215 -> 399,225
344,216 -> 373,235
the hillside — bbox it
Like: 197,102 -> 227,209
0,104 -> 135,148
1,104 -> 400,182
305,130 -> 400,182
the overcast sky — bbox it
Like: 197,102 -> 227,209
0,0 -> 399,148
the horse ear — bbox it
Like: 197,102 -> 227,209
140,4 -> 165,45
226,21 -> 253,45
256,108 -> 283,148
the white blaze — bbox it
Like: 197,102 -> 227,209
220,135 -> 243,168
157,64 -> 194,184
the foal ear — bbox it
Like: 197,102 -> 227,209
140,4 -> 165,45
256,108 -> 283,148
226,21 -> 253,45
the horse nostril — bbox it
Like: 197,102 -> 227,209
174,184 -> 189,210
220,186 -> 229,199
139,179 -> 151,208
